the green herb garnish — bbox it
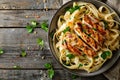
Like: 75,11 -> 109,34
78,64 -> 83,68
26,20 -> 38,33
36,38 -> 44,49
48,68 -> 54,79
103,20 -> 108,29
44,63 -> 54,79
105,51 -> 111,56
0,48 -> 4,55
68,6 -> 81,14
13,65 -> 21,69
101,51 -> 111,59
26,20 -> 48,33
65,7 -> 71,11
63,27 -> 70,33
66,54 -> 75,59
44,63 -> 52,69
26,25 -> 34,33
40,22 -> 48,32
71,74 -> 79,79
31,20 -> 38,27
20,50 -> 27,57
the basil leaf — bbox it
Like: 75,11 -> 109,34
101,51 -> 111,59
0,48 -> 4,55
103,20 -> 108,29
36,38 -> 44,49
78,64 -> 83,68
20,50 -> 27,57
40,22 -> 48,32
44,63 -> 52,69
101,53 -> 107,59
63,27 -> 70,33
26,25 -> 34,33
44,63 -> 55,79
65,7 -> 70,11
68,6 -> 81,14
31,20 -> 38,27
104,51 -> 111,56
66,54 -> 75,59
48,69 -> 54,79
13,65 -> 21,69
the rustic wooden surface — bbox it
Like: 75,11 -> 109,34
0,0 -> 118,80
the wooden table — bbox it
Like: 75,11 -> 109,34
0,0 -> 110,80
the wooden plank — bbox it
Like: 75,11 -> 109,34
0,28 -> 59,69
0,0 -> 63,9
0,70 -> 68,80
0,56 -> 62,69
0,10 -> 56,27
0,28 -> 49,50
0,70 -> 108,80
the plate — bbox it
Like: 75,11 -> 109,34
48,0 -> 120,76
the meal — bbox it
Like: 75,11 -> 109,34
53,2 -> 120,73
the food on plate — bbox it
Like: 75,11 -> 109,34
53,2 -> 120,72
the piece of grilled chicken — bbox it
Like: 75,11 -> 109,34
74,23 -> 100,51
63,32 -> 96,57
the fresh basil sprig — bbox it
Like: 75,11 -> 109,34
20,50 -> 27,57
26,20 -> 38,33
44,63 -> 55,79
40,22 -> 48,32
63,27 -> 70,33
67,6 -> 81,14
0,48 -> 4,55
36,38 -> 44,50
101,51 -> 111,59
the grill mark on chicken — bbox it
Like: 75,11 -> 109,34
74,23 -> 100,51
81,23 -> 104,46
64,32 -> 96,57
83,15 -> 107,35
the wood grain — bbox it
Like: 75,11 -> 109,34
0,70 -> 108,80
0,0 -> 63,9
0,56 -> 61,69
0,10 -> 56,27
0,28 -> 49,50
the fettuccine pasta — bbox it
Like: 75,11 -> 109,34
53,2 -> 120,73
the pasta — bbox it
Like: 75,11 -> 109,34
53,2 -> 120,73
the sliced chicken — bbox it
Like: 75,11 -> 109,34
83,15 -> 107,35
74,23 -> 100,51
77,22 -> 104,46
63,32 -> 96,57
